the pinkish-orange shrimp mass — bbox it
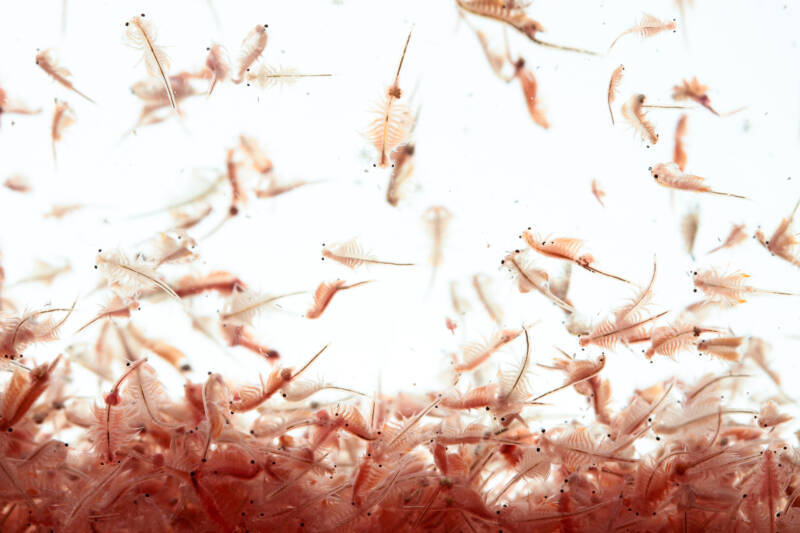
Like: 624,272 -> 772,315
0,2 -> 798,532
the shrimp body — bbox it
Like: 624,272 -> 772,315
125,14 -> 176,110
755,198 -> 800,267
621,94 -> 658,145
673,114 -> 688,170
649,163 -> 745,199
51,100 -> 76,163
367,31 -> 414,168
35,49 -> 94,103
514,60 -> 548,128
609,14 -> 676,51
522,230 -> 629,283
234,25 -> 268,83
203,44 -> 230,95
456,0 -> 544,41
368,89 -> 412,168
607,64 -> 625,125
673,77 -> 715,114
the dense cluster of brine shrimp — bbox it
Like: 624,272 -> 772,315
0,1 -> 799,532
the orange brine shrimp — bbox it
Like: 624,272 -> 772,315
453,327 -> 523,373
450,281 -> 471,317
513,59 -> 548,129
0,355 -> 62,430
591,179 -> 606,207
126,323 -> 188,370
171,271 -> 244,298
456,0 -> 598,55
696,336 -> 746,362
129,71 -> 202,124
321,239 -> 414,269
423,205 -> 452,288
202,44 -> 230,95
0,85 -> 41,117
50,99 -> 75,164
580,261 -> 664,349
456,0 -> 543,42
245,64 -> 331,90
607,64 -> 625,125
3,174 -> 31,193
44,203 -> 83,219
231,344 -> 328,412
673,114 -> 688,170
693,268 -> 799,304
35,49 -> 94,103
531,353 -> 606,403
621,94 -> 658,145
501,250 -> 573,312
522,229 -> 630,283
649,162 -> 745,198
708,223 -> 747,254
76,296 -> 138,334
645,322 -> 723,359
672,77 -> 743,116
224,146 -> 246,215
680,207 -> 699,258
367,31 -> 414,168
755,197 -> 800,268
386,142 -> 415,206
95,248 -> 179,300
305,280 -> 373,319
757,401 -> 791,428
233,24 -> 268,83
673,77 -> 713,112
385,104 -> 420,206
220,287 -> 306,326
125,14 -> 176,110
608,14 -> 676,51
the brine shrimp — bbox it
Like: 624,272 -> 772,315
608,14 -> 676,52
673,77 -> 744,116
233,24 -> 268,83
607,64 -> 625,125
708,223 -> 747,255
35,49 -> 95,103
649,163 -> 746,199
755,197 -> 800,268
456,0 -> 599,55
125,14 -> 176,110
51,99 -> 75,164
673,114 -> 688,170
522,229 -> 630,283
367,30 -> 414,168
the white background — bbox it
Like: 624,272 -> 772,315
0,1 -> 799,419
